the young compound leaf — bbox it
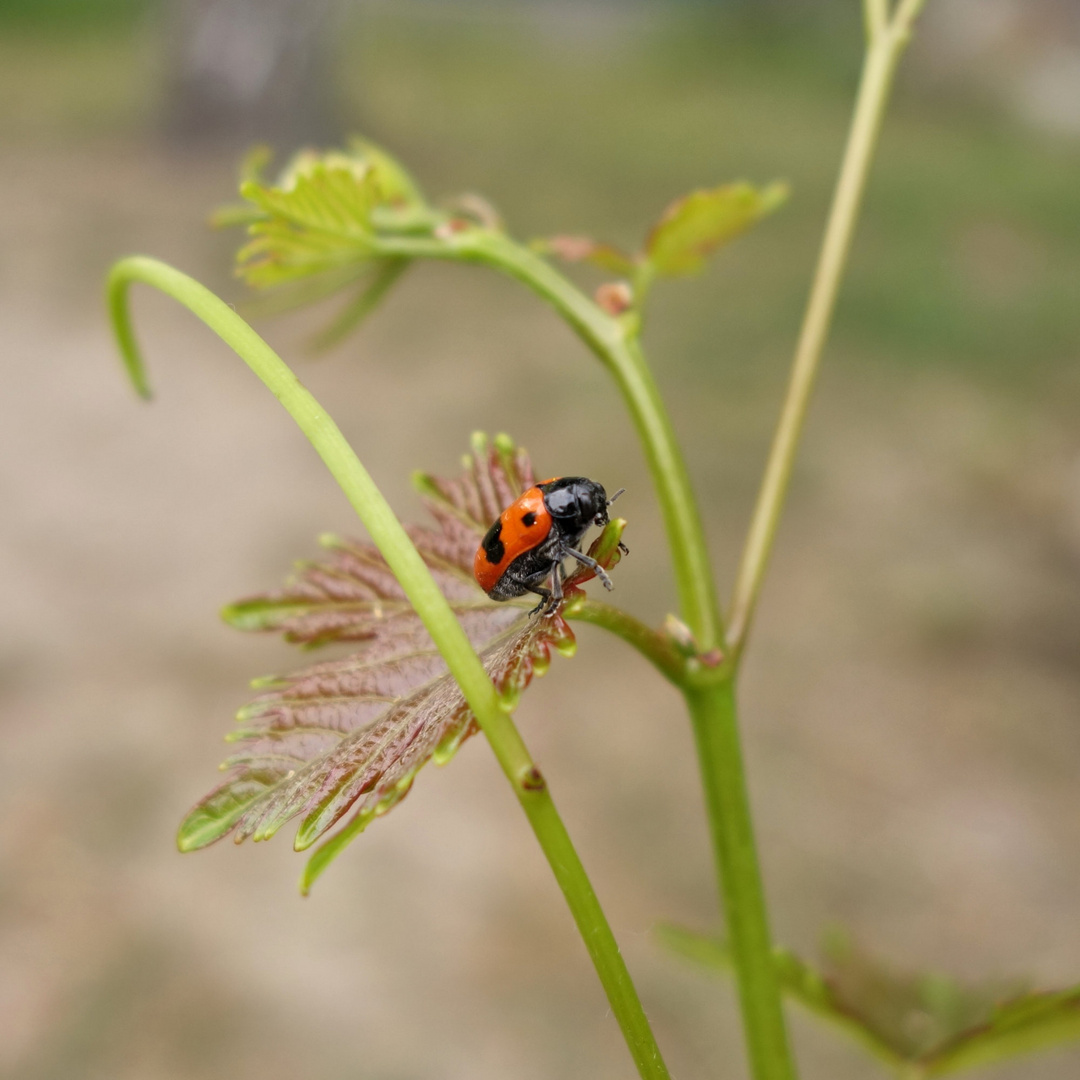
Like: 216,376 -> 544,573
237,164 -> 381,288
222,140 -> 439,342
343,136 -> 425,209
181,434 -> 624,891
658,924 -> 1080,1075
645,181 -> 788,278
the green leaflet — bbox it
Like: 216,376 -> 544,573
644,181 -> 788,278
219,139 -> 433,340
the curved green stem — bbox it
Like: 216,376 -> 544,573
563,598 -> 685,685
726,2 -> 927,658
373,231 -> 724,652
106,255 -> 671,1080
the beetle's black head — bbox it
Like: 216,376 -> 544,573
540,477 -> 610,545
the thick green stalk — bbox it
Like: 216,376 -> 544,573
677,8 -> 928,1077
106,255 -> 670,1080
374,231 -> 724,652
687,680 -> 794,1080
726,3 -> 927,656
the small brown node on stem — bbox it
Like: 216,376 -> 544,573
547,235 -> 600,261
447,192 -> 502,230
434,218 -> 470,240
595,281 -> 633,315
520,765 -> 547,792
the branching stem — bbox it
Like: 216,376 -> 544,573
373,231 -> 724,653
369,6 -> 927,1077
863,0 -> 888,40
106,255 -> 671,1080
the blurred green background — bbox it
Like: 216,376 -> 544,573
2,2 -> 1080,1078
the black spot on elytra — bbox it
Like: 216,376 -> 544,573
481,519 -> 505,564
522,511 -> 537,527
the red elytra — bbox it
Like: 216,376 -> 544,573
473,481 -> 555,594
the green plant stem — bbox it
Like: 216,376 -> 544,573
374,231 -> 724,652
687,680 -> 795,1080
726,3 -> 926,657
564,598 -> 685,685
863,0 -> 887,39
106,255 -> 671,1080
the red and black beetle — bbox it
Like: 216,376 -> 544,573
473,477 -> 625,613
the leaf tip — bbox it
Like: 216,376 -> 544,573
469,431 -> 490,458
176,810 -> 222,853
176,827 -> 199,854
411,470 -> 440,498
248,674 -> 286,690
219,601 -> 256,629
762,180 -> 791,212
237,178 -> 262,202
554,632 -> 577,659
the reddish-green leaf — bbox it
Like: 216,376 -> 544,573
924,985 -> 1080,1076
658,924 -> 1080,1075
180,434 -> 624,890
645,181 -> 788,278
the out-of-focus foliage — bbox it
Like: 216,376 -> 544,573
223,140 -> 432,286
0,0 -> 151,31
535,181 -> 787,297
211,140 -> 444,345
659,924 -> 1080,1075
644,182 -> 789,278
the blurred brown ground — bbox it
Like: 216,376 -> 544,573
2,3 -> 1080,1078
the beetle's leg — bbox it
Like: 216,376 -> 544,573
522,583 -> 552,616
564,547 -> 615,591
548,563 -> 564,609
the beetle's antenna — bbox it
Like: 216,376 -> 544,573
607,488 -> 626,506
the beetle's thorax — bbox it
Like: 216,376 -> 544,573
539,477 -> 608,547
